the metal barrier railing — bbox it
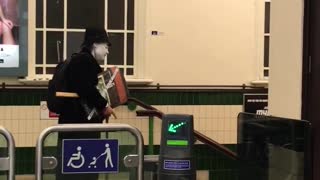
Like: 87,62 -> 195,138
0,126 -> 15,180
35,124 -> 144,180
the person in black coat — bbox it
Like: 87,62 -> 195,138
59,28 -> 113,124
56,28 -> 113,180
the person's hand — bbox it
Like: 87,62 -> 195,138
103,106 -> 113,117
103,106 -> 117,119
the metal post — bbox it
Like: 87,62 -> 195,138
0,126 -> 15,180
148,116 -> 154,155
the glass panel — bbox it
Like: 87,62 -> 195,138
67,0 -> 104,29
42,131 -> 139,180
264,70 -> 269,77
264,36 -> 269,67
36,67 -> 43,74
46,32 -> 64,64
192,146 -> 237,179
46,67 -> 56,75
127,33 -> 134,65
127,0 -> 135,30
120,68 -> 124,76
67,32 -> 85,58
108,0 -> 124,29
237,112 -> 311,180
0,135 -> 8,179
127,68 -> 133,75
36,0 -> 43,28
36,31 -> 43,64
47,0 -> 64,28
107,33 -> 124,65
265,2 -> 271,34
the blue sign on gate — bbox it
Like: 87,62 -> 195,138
62,139 -> 119,174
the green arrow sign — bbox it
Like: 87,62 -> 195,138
168,122 -> 186,133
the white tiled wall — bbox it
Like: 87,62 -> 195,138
0,105 -> 242,147
0,106 -> 57,147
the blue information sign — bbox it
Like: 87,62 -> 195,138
164,160 -> 190,170
62,139 -> 119,174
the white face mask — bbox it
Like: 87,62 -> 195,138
92,43 -> 109,61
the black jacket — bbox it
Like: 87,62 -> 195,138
58,49 -> 108,124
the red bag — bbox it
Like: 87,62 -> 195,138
97,67 -> 129,108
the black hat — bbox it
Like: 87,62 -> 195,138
81,27 -> 111,47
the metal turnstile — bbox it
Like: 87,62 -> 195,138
0,126 -> 15,180
36,124 -> 144,180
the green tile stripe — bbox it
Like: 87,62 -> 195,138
130,92 -> 244,105
0,89 -> 256,105
0,90 -> 47,106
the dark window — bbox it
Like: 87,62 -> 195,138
35,0 -> 136,76
108,0 -> 124,29
46,67 -> 56,74
119,68 -> 124,76
67,0 -> 104,28
264,36 -> 269,67
128,0 -> 134,30
263,1 -> 271,78
47,0 -> 64,28
127,33 -> 134,65
46,32 -> 64,64
36,0 -> 43,28
67,32 -> 85,58
127,68 -> 134,75
36,67 -> 43,74
264,2 -> 271,34
36,31 -> 43,64
107,33 -> 124,65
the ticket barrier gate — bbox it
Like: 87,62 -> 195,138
36,124 -> 144,180
158,114 -> 196,180
0,126 -> 15,180
137,114 -> 196,180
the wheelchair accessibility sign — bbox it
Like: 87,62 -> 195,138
62,139 -> 119,174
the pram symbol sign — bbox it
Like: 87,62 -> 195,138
88,143 -> 114,169
62,139 -> 119,174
